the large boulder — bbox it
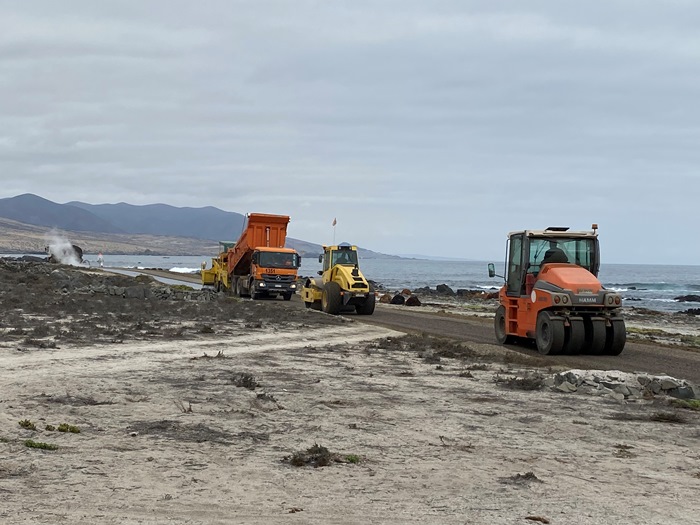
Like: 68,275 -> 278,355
675,295 -> 700,302
405,295 -> 422,307
435,284 -> 455,296
390,294 -> 406,305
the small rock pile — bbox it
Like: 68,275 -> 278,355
378,283 -> 499,307
546,369 -> 698,401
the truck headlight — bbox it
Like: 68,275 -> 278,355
290,284 -> 296,289
259,282 -> 266,288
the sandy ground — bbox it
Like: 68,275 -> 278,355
1,261 -> 700,524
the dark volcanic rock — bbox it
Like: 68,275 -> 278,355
680,308 -> 700,316
390,294 -> 406,305
379,293 -> 392,304
675,295 -> 700,303
405,295 -> 422,307
435,284 -> 455,296
457,289 -> 499,300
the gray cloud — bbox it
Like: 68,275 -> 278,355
1,1 -> 698,263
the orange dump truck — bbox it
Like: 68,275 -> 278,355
202,213 -> 301,300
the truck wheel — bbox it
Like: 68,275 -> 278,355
494,305 -> 516,344
322,282 -> 342,315
355,291 -> 375,315
536,311 -> 565,355
562,317 -> 585,354
282,293 -> 293,301
584,317 -> 607,354
604,319 -> 626,355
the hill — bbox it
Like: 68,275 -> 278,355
66,200 -> 246,240
0,194 -> 124,234
0,194 -> 397,258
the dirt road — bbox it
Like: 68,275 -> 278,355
357,305 -> 700,385
115,268 -> 700,385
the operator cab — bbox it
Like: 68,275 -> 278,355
319,242 -> 359,271
501,226 -> 601,297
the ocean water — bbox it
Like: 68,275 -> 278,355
5,253 -> 700,314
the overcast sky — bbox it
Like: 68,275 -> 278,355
1,1 -> 698,264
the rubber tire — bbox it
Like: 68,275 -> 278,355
536,311 -> 565,355
322,282 -> 342,315
584,317 -> 607,355
250,279 -> 260,300
563,317 -> 586,355
282,293 -> 293,301
355,290 -> 376,315
494,305 -> 516,345
604,319 -> 626,356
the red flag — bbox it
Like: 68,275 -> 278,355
332,218 -> 337,226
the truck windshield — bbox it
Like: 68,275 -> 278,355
529,237 -> 597,274
258,252 -> 298,268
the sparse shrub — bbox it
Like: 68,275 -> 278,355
45,424 -> 55,431
198,325 -> 214,334
233,372 -> 259,390
288,443 -> 335,468
256,392 -> 277,403
670,399 -> 700,411
500,471 -> 542,484
650,411 -> 687,424
345,454 -> 360,464
613,444 -> 635,458
18,419 -> 36,430
24,439 -> 58,450
57,423 -> 80,433
495,374 -> 545,391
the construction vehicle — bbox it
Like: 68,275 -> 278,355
201,213 -> 300,300
301,242 -> 375,315
488,224 -> 625,355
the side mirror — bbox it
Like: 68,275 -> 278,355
488,263 -> 496,278
317,270 -> 323,276
297,256 -> 302,268
318,254 -> 323,263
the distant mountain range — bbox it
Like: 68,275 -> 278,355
0,194 -> 396,259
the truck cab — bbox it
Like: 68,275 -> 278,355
244,247 -> 300,300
